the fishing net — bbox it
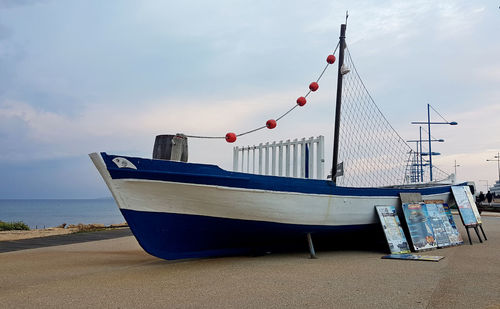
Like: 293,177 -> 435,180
335,46 -> 451,187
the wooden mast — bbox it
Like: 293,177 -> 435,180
331,23 -> 346,183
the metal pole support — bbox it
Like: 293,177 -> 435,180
307,233 -> 317,259
479,224 -> 487,241
474,226 -> 483,243
466,227 -> 472,245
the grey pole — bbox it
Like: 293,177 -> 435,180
419,126 -> 423,182
486,152 -> 500,183
427,104 -> 433,181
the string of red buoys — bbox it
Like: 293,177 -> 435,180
186,44 -> 339,143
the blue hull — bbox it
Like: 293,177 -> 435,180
121,208 -> 378,260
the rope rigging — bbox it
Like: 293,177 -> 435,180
183,33 -> 452,185
185,42 -> 340,142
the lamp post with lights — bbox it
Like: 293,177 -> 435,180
486,152 -> 500,185
411,104 -> 457,181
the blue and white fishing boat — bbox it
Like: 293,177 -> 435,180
90,23 -> 461,260
90,152 -> 456,260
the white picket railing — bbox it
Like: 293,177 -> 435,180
233,136 -> 325,179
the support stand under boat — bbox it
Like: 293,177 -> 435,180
307,233 -> 317,259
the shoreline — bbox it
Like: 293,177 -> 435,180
0,223 -> 128,242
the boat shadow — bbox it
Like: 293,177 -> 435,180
252,225 -> 389,257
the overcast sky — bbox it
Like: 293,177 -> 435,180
1,0 -> 499,198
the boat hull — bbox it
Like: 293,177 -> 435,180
120,209 -> 378,259
90,152 -> 454,260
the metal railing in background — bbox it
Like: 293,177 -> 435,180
233,136 -> 325,180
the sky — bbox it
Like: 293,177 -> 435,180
0,0 -> 499,198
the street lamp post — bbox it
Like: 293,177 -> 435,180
407,135 -> 444,182
427,104 -> 432,181
486,152 -> 500,184
411,104 -> 457,181
454,160 -> 460,180
416,126 -> 423,182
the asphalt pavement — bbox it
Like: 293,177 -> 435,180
1,216 -> 499,308
0,228 -> 132,253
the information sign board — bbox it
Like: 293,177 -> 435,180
424,203 -> 451,248
464,186 -> 482,224
439,203 -> 463,245
402,203 -> 437,251
425,200 -> 463,245
382,254 -> 444,262
451,186 -> 479,226
375,206 -> 411,254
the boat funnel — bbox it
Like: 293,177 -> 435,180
153,134 -> 188,162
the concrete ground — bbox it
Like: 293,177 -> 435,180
0,228 -> 132,253
1,215 -> 499,308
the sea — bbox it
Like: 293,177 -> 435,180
0,198 -> 124,229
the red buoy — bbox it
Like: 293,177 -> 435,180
266,119 -> 277,129
225,132 -> 237,143
326,54 -> 336,64
296,96 -> 307,106
309,82 -> 319,92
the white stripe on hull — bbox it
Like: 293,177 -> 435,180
113,179 -> 449,226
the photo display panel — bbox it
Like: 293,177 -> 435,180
451,186 -> 479,226
402,203 -> 437,251
375,205 -> 411,254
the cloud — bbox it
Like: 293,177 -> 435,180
0,0 -> 47,9
411,101 -> 500,185
434,150 -> 500,185
0,23 -> 10,40
0,89 -> 307,162
0,0 -> 498,197
435,2 -> 485,38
